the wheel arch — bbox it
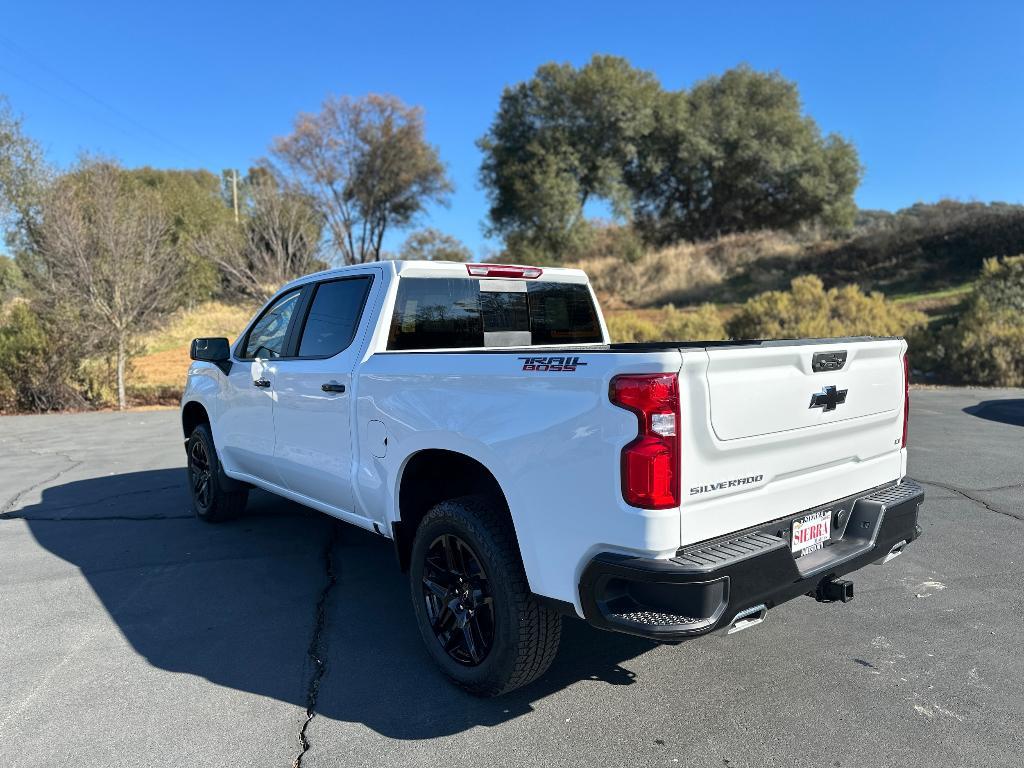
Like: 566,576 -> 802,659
392,448 -> 521,573
181,400 -> 210,440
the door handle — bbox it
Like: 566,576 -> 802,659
321,382 -> 346,394
253,378 -> 271,388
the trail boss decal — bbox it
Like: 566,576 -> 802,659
690,474 -> 764,496
519,356 -> 588,372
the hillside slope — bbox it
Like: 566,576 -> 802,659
575,201 -> 1024,309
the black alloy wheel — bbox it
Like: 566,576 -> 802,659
186,423 -> 248,522
408,495 -> 562,695
188,436 -> 213,512
421,533 -> 495,666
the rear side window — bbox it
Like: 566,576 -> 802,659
243,289 -> 301,359
387,278 -> 602,350
528,282 -> 603,344
297,276 -> 373,357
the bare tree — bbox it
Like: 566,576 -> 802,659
194,176 -> 324,300
33,160 -> 180,409
269,94 -> 452,265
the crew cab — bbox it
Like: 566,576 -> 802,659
181,260 -> 923,696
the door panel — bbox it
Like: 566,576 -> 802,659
272,359 -> 356,511
217,359 -> 281,483
272,272 -> 378,514
217,288 -> 303,485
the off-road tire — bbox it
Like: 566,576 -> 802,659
186,423 -> 248,523
409,495 -> 562,696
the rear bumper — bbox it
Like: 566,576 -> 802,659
578,479 -> 924,641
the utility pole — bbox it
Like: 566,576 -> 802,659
231,169 -> 239,223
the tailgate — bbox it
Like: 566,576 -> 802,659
707,340 -> 903,440
678,338 -> 908,546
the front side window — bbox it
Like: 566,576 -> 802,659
387,278 -> 603,350
297,276 -> 373,357
243,289 -> 301,359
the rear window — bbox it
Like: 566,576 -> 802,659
296,276 -> 372,357
387,278 -> 602,350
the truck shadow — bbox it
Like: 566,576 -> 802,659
962,398 -> 1024,427
16,469 -> 656,740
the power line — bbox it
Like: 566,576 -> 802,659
0,61 -> 143,149
0,33 -> 201,165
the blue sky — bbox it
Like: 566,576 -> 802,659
2,1 -> 1022,257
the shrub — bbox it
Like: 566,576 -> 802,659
605,313 -> 661,342
578,223 -> 646,263
727,275 -> 926,340
942,256 -> 1024,386
662,304 -> 728,341
0,256 -> 25,300
605,304 -> 727,343
0,302 -> 87,412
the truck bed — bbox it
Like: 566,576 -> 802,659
376,335 -> 900,354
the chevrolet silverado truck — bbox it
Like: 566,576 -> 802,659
181,260 -> 923,696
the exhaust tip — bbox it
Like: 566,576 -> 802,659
727,604 -> 767,634
875,539 -> 908,565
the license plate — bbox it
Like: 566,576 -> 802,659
792,510 -> 831,555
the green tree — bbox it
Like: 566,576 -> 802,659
0,95 -> 50,257
631,66 -> 861,243
478,55 -> 660,260
125,168 -> 235,303
479,61 -> 862,255
270,94 -> 452,264
399,228 -> 472,262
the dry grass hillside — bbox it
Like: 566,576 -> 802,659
574,202 -> 1024,311
128,301 -> 256,401
574,231 -> 819,308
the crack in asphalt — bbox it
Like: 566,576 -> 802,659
1,512 -> 194,522
292,522 -> 340,768
0,456 -> 84,516
0,483 -> 187,521
915,478 -> 1023,521
1,433 -> 87,515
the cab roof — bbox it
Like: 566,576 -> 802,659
280,260 -> 590,292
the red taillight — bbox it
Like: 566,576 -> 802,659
466,263 -> 543,279
901,352 -> 910,448
610,374 -> 680,509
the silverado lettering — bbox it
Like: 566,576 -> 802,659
690,474 -> 765,496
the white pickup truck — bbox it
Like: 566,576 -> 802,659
182,260 -> 923,696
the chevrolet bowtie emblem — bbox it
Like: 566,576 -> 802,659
809,385 -> 848,412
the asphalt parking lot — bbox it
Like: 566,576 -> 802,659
1,388 -> 1022,767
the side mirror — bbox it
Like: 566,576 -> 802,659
190,337 -> 232,374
